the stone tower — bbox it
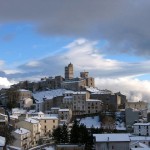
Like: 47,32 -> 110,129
80,71 -> 89,78
65,63 -> 74,80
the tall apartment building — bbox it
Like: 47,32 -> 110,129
65,63 -> 74,80
72,91 -> 90,115
31,113 -> 59,137
16,118 -> 41,147
12,128 -> 32,149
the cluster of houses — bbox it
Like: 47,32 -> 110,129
0,63 -> 150,150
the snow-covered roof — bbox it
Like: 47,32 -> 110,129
27,110 -> 36,114
59,109 -> 70,112
33,89 -> 70,103
10,115 -> 18,119
0,113 -> 7,117
133,123 -> 150,126
12,108 -> 27,114
73,91 -> 87,95
131,148 -> 150,150
51,107 -> 60,110
14,128 -> 30,135
31,115 -> 58,120
92,89 -> 113,95
63,96 -> 73,99
43,146 -> 55,150
85,86 -> 100,93
93,134 -> 130,142
64,90 -> 74,94
7,146 -> 22,150
86,99 -> 102,102
130,135 -> 150,141
62,80 -> 81,83
25,118 -> 39,124
0,136 -> 5,146
37,111 -> 44,115
18,89 -> 30,92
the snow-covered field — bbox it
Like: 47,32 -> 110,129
79,116 -> 101,128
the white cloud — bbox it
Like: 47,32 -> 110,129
26,61 -> 40,67
0,77 -> 15,88
63,39 -> 122,71
95,77 -> 150,102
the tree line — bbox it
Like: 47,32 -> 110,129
52,120 -> 94,150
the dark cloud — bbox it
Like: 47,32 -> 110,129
0,0 -> 150,56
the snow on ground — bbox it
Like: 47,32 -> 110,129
79,116 -> 101,128
115,121 -> 126,130
115,111 -> 126,130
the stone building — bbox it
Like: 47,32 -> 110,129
16,118 -> 41,147
31,113 -> 59,137
72,91 -> 90,115
65,63 -> 74,80
85,99 -> 103,114
62,64 -> 95,91
91,92 -> 122,111
12,128 -> 31,150
58,109 -> 72,124
62,91 -> 74,109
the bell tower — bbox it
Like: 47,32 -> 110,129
65,63 -> 74,80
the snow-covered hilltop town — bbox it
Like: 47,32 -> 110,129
0,63 -> 150,150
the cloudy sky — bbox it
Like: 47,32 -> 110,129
0,0 -> 150,102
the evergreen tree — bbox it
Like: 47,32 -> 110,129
52,126 -> 62,143
79,124 -> 89,144
70,120 -> 80,143
61,124 -> 69,143
0,125 -> 15,145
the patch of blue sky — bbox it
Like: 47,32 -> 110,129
106,54 -> 145,63
0,23 -> 74,66
136,74 -> 150,81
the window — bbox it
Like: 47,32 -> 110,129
53,125 -> 55,128
112,146 -> 114,149
45,120 -> 46,123
53,120 -> 55,123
